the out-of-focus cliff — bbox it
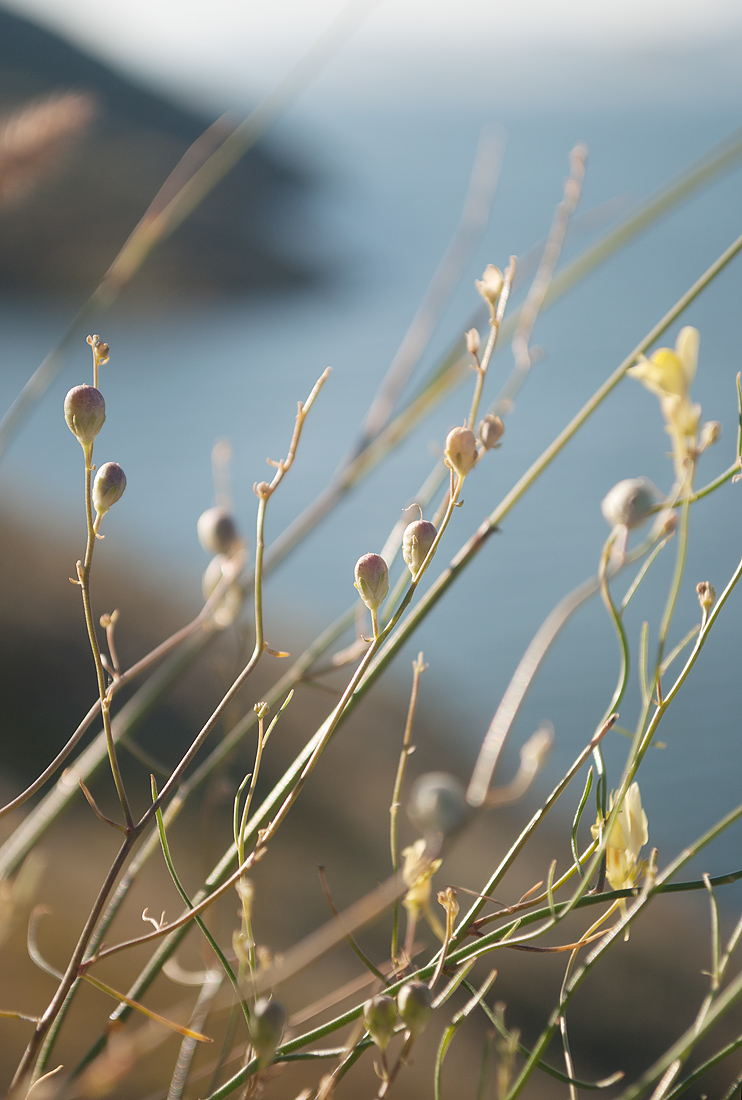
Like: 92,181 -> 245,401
0,7 -> 322,302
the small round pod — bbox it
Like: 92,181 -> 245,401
249,997 -> 286,1068
197,506 -> 240,556
478,413 -> 505,450
64,384 -> 106,447
397,981 -> 433,1038
93,462 -> 126,518
600,477 -> 661,531
444,426 -> 478,479
402,519 -> 437,576
407,772 -> 468,841
354,553 -> 389,612
363,993 -> 398,1051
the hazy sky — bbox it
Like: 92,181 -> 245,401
5,0 -> 742,107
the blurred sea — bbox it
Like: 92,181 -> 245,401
1,102 -> 742,882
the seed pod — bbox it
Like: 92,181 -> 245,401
363,994 -> 397,1051
601,477 -> 660,530
249,998 -> 285,1067
402,519 -> 437,575
466,328 -> 480,356
407,772 -> 468,839
354,553 -> 389,612
478,414 -> 505,450
397,981 -> 433,1038
444,426 -> 478,478
93,462 -> 126,516
197,506 -> 240,555
64,384 -> 106,446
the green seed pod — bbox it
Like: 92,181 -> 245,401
197,506 -> 240,555
354,553 -> 389,612
601,477 -> 660,530
397,981 -> 433,1038
407,772 -> 468,839
444,426 -> 478,478
64,384 -> 106,446
249,998 -> 285,1067
363,994 -> 397,1051
92,462 -> 126,516
478,413 -> 505,450
402,519 -> 437,575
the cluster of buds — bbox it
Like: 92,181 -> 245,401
363,981 -> 434,1052
627,326 -> 720,487
64,339 -> 127,530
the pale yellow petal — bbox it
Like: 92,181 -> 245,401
675,326 -> 699,387
628,349 -> 687,399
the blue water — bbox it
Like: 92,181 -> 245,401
2,103 -> 742,885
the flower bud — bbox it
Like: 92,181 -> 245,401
601,477 -> 660,530
444,426 -> 478,479
354,553 -> 389,612
696,581 -> 716,613
197,506 -> 240,556
397,981 -> 433,1038
92,462 -> 126,516
86,333 -> 110,366
475,264 -> 504,319
478,414 -> 505,450
402,519 -> 437,575
249,998 -> 285,1067
407,772 -> 468,839
64,384 -> 105,446
363,994 -> 397,1051
700,421 -> 722,450
466,328 -> 480,356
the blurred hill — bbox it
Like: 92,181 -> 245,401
0,6 -> 322,302
1,509 -> 741,1096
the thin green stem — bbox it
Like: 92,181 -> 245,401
77,446 -> 132,829
655,473 -> 694,684
390,653 -> 426,963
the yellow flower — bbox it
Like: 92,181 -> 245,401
401,839 -> 444,940
591,781 -> 648,892
628,327 -> 702,483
